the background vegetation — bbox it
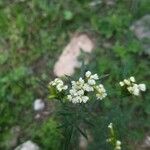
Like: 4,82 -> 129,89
0,0 -> 150,149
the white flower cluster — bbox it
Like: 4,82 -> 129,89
119,76 -> 146,96
67,71 -> 107,103
67,77 -> 89,103
95,84 -> 107,100
49,78 -> 68,92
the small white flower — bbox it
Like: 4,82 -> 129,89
127,86 -> 133,93
72,97 -> 79,103
56,84 -> 63,92
85,71 -> 92,78
123,79 -> 130,85
70,89 -> 77,96
96,93 -> 107,100
68,77 -> 91,103
63,85 -> 68,90
49,78 -> 68,92
88,79 -> 96,85
67,95 -> 72,101
138,84 -> 146,91
91,74 -> 99,80
119,81 -> 124,87
79,77 -> 85,84
76,97 -> 81,103
132,84 -> 140,96
72,77 -> 85,90
71,81 -> 76,86
77,89 -> 84,96
106,138 -> 112,142
83,83 -> 94,92
127,84 -> 140,96
120,76 -> 146,96
82,96 -> 89,103
56,83 -> 68,92
95,84 -> 107,100
116,140 -> 121,146
108,123 -> 113,129
115,140 -> 121,150
130,76 -> 135,82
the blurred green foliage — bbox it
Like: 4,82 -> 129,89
0,0 -> 150,149
33,118 -> 62,150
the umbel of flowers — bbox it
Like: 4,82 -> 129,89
49,71 -> 107,103
49,78 -> 68,92
119,76 -> 146,96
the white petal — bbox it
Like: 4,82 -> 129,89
124,79 -> 130,85
77,90 -> 84,96
88,79 -> 96,85
91,74 -> 99,80
138,84 -> 146,91
119,81 -> 124,86
82,96 -> 89,103
108,123 -> 113,129
67,95 -> 72,101
127,86 -> 133,93
85,71 -> 91,78
133,87 -> 140,96
130,76 -> 135,82
116,140 -> 121,146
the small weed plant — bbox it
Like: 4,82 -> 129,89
48,70 -> 146,150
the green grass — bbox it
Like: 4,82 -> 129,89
0,0 -> 150,149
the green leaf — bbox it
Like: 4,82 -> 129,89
64,10 -> 73,20
76,126 -> 88,140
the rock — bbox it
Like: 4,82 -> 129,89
136,135 -> 150,150
130,15 -> 150,56
142,136 -> 150,149
89,0 -> 115,7
33,99 -> 45,111
79,131 -> 93,150
15,141 -> 40,150
10,126 -> 20,147
89,0 -> 102,7
54,33 -> 95,77
4,126 -> 21,149
105,0 -> 115,5
79,135 -> 88,150
34,113 -> 41,119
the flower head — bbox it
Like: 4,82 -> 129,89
50,71 -> 107,104
95,84 -> 107,100
119,76 -> 146,96
49,78 -> 68,92
67,71 -> 106,103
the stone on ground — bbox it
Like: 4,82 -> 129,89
33,99 -> 45,111
15,141 -> 40,150
141,136 -> 150,149
130,14 -> 150,56
54,33 -> 94,77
